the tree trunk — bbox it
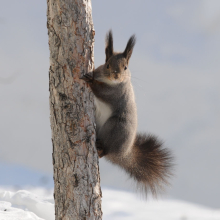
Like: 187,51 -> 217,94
47,0 -> 102,219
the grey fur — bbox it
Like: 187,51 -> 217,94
81,31 -> 173,195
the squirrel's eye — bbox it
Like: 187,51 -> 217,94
124,66 -> 127,70
107,64 -> 110,69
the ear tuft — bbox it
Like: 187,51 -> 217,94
105,30 -> 114,62
123,35 -> 136,62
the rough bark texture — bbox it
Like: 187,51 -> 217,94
47,0 -> 102,219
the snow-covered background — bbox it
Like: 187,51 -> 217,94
1,0 -> 220,219
1,187 -> 220,220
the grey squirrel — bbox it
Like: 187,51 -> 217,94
81,30 -> 173,195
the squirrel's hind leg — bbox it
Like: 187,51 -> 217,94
96,139 -> 106,158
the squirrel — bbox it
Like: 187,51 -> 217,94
81,30 -> 173,195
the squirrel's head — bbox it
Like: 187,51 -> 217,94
102,30 -> 136,84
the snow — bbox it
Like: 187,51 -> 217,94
103,189 -> 220,220
0,201 -> 43,220
0,187 -> 220,220
0,189 -> 54,220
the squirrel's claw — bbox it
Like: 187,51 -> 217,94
97,147 -> 105,158
80,73 -> 93,83
96,139 -> 105,158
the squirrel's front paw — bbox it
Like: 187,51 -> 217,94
80,73 -> 93,83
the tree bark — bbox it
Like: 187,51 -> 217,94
47,0 -> 102,219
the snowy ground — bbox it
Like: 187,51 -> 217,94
0,187 -> 220,220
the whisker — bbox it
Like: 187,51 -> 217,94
119,73 -> 148,83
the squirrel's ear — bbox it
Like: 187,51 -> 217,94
105,30 -> 114,62
123,35 -> 136,63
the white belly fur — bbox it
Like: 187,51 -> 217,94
94,97 -> 112,131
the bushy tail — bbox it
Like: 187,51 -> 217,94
121,133 -> 173,196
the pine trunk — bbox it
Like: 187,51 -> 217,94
47,0 -> 102,219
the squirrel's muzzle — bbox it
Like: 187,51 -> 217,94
114,74 -> 119,79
